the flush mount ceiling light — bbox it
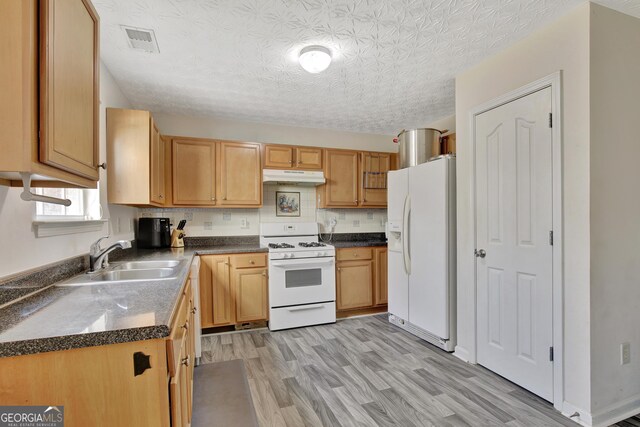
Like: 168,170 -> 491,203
298,45 -> 332,73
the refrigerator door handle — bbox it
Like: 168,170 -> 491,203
403,195 -> 411,275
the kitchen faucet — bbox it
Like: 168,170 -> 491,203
89,236 -> 132,272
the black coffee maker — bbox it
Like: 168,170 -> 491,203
137,218 -> 171,248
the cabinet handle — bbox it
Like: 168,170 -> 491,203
181,356 -> 190,367
159,195 -> 163,199
249,260 -> 255,264
181,320 -> 189,330
262,272 -> 267,277
191,307 -> 197,314
353,253 -> 358,257
212,197 -> 216,201
223,197 -> 227,200
97,162 -> 107,170
337,267 -> 341,272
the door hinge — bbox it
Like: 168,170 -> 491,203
549,113 -> 553,128
549,231 -> 554,246
549,346 -> 554,362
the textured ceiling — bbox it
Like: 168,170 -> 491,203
94,0 -> 640,135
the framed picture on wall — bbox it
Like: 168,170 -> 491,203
276,191 -> 300,217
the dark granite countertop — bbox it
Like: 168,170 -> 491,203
331,241 -> 387,248
0,243 -> 266,358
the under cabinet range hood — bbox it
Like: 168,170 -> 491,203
262,169 -> 326,185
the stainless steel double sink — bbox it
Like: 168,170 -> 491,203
59,260 -> 184,286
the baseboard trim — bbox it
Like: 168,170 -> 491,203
590,393 -> 640,427
453,345 -> 470,363
562,401 -> 592,426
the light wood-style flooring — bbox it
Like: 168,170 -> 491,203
198,314 -> 624,426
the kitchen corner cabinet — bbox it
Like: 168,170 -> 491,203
0,276 -> 195,427
336,247 -> 388,313
107,109 -> 165,206
0,0 -> 99,188
199,253 -> 268,328
263,144 -> 323,170
171,138 -> 262,208
318,149 -> 395,208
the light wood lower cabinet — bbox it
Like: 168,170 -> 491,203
336,246 -> 388,313
0,276 -> 196,427
199,253 -> 268,328
374,247 -> 388,305
233,267 -> 268,322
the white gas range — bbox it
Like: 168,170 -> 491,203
260,223 -> 336,331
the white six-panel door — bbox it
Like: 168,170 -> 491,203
475,87 -> 554,401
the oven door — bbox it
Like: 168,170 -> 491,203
269,257 -> 336,307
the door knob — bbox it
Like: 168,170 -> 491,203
475,249 -> 486,258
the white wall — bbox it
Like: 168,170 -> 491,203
589,4 -> 640,422
153,112 -> 396,153
454,2 -> 592,417
0,63 -> 137,278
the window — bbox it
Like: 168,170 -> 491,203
34,188 -> 102,220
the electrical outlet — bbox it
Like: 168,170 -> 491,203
621,342 -> 631,365
367,211 -> 374,220
204,221 -> 213,230
241,218 -> 248,229
353,220 -> 360,227
184,212 -> 193,221
338,212 -> 346,220
223,212 -> 231,221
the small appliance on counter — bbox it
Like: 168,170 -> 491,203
137,218 -> 171,248
171,220 -> 186,248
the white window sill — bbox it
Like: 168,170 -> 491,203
32,219 -> 108,238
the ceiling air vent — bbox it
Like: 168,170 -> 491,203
121,26 -> 160,53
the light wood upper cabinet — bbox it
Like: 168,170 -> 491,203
263,144 -> 323,170
374,247 -> 388,305
319,149 -> 359,207
233,267 -> 268,323
264,145 -> 294,168
107,108 -> 165,206
296,147 -> 323,169
150,120 -> 165,205
39,0 -> 100,181
0,0 -> 98,188
360,152 -> 391,207
318,148 -> 395,208
199,255 -> 234,327
172,139 -> 217,206
218,141 -> 262,206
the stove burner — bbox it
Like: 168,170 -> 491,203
298,242 -> 326,248
268,243 -> 295,249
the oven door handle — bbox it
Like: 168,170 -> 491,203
270,259 -> 335,268
287,304 -> 324,312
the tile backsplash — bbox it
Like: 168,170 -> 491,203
139,185 -> 387,237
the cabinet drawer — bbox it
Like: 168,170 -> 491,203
231,253 -> 267,269
337,247 -> 372,261
167,292 -> 190,377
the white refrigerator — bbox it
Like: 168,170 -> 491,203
387,156 -> 456,351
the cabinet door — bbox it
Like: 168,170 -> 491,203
233,267 -> 268,322
360,152 -> 391,207
218,141 -> 262,206
172,139 -> 216,205
149,119 -> 165,205
295,147 -> 322,169
321,149 -> 359,207
39,0 -> 100,180
199,255 -> 233,327
374,248 -> 388,305
264,145 -> 293,168
336,260 -> 374,310
170,337 -> 189,427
